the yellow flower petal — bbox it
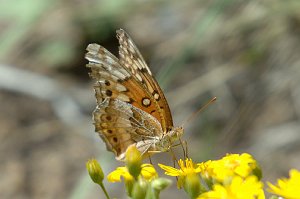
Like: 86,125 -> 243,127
107,164 -> 157,183
198,175 -> 264,199
267,169 -> 300,199
158,163 -> 181,176
107,167 -> 133,183
204,153 -> 258,181
159,158 -> 202,188
141,164 -> 158,180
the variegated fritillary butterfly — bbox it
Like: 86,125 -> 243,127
85,29 -> 183,161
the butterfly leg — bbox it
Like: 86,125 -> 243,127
169,147 -> 184,184
147,150 -> 162,155
179,137 -> 189,159
165,149 -> 180,182
183,140 -> 189,159
169,147 -> 183,169
148,156 -> 153,164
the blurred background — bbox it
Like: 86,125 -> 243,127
1,0 -> 300,198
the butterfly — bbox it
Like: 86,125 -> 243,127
85,29 -> 183,161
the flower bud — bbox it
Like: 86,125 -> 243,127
184,174 -> 201,199
252,164 -> 262,180
152,178 -> 172,191
86,159 -> 104,185
125,145 -> 142,179
132,179 -> 148,199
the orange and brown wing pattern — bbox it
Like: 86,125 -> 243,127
86,43 -> 162,128
116,29 -> 173,131
93,98 -> 163,160
85,29 -> 175,160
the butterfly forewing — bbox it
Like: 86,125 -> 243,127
117,29 -> 173,131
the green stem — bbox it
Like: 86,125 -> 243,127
98,182 -> 111,199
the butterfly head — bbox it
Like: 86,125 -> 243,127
156,126 -> 184,152
169,126 -> 184,142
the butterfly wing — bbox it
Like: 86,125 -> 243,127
93,98 -> 163,160
86,43 -> 166,129
116,29 -> 173,131
85,29 -> 174,159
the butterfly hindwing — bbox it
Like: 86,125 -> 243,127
93,98 -> 163,160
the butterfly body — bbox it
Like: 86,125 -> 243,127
85,29 -> 183,161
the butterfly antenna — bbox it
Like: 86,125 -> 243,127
181,97 -> 217,128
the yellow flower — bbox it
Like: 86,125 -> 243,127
107,164 -> 157,183
198,176 -> 265,199
267,169 -> 300,199
205,153 -> 257,181
158,158 -> 202,188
